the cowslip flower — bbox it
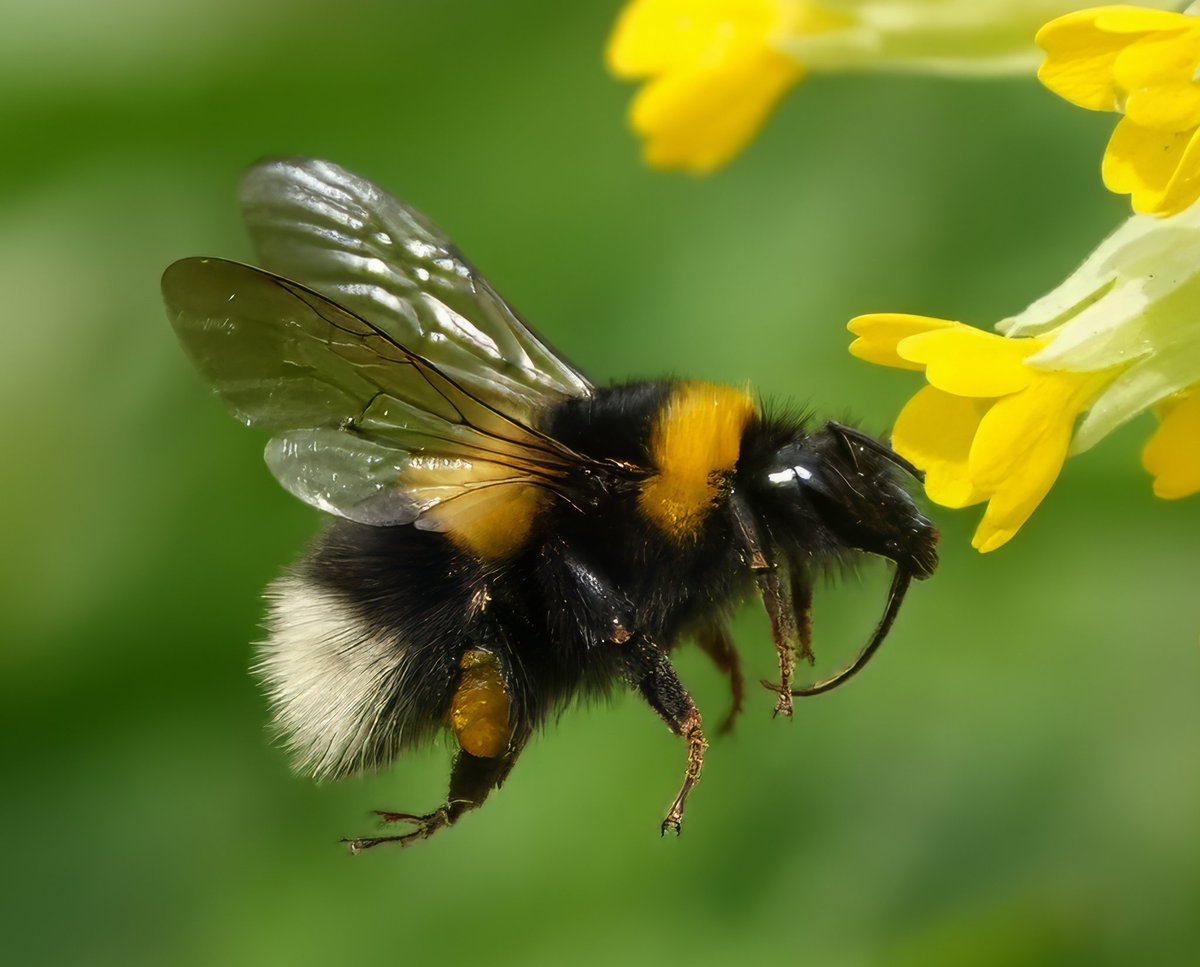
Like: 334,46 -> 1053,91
848,200 -> 1200,552
1038,3 -> 1200,216
607,0 -> 1180,173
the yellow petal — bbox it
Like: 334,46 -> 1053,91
1150,127 -> 1200,216
1102,116 -> 1200,215
892,386 -> 992,509
969,407 -> 1070,552
1037,7 -> 1196,112
1143,389 -> 1200,499
847,313 -> 957,372
1102,116 -> 1177,197
607,0 -> 685,77
1089,7 -> 1197,35
966,371 -> 1105,552
630,48 -> 803,173
1115,29 -> 1200,132
607,0 -> 781,77
1036,9 -> 1140,112
970,457 -> 1064,553
898,327 -> 1044,398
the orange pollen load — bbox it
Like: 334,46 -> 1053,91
449,649 -> 511,759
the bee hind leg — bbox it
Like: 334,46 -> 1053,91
344,748 -> 522,854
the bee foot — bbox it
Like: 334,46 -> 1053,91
774,691 -> 794,719
759,678 -> 794,719
343,807 -> 449,853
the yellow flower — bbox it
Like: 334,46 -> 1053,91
608,0 -> 1180,173
605,1 -> 823,174
1037,5 -> 1200,215
850,197 -> 1200,551
850,315 -> 1118,552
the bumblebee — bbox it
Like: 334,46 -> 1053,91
162,159 -> 938,851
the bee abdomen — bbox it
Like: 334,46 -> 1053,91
256,575 -> 433,782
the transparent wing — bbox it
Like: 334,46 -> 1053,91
238,157 -> 592,420
162,257 -> 588,526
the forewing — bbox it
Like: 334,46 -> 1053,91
238,157 -> 592,418
162,257 -> 583,526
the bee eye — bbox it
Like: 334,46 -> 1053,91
766,461 -> 825,495
768,464 -> 812,483
767,468 -> 796,485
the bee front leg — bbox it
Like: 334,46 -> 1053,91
754,565 -> 799,719
624,637 -> 708,835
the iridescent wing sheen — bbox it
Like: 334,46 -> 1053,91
237,157 -> 592,419
162,257 -> 589,527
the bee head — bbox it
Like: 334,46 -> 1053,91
731,419 -> 939,698
742,420 -> 939,578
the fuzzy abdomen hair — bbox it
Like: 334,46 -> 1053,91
256,523 -> 476,781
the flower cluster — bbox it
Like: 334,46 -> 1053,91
850,200 -> 1200,550
1038,4 -> 1200,216
606,0 -> 1179,173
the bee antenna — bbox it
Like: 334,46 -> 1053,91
790,567 -> 912,697
826,422 -> 924,484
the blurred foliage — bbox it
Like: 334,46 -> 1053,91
1,2 -> 1198,966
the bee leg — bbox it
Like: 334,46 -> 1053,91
733,494 -> 800,719
695,622 -> 744,735
624,637 -> 708,835
754,565 -> 799,719
344,809 -> 449,853
343,746 -> 522,854
554,546 -> 708,833
346,642 -> 525,853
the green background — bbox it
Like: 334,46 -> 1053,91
4,2 -> 1198,965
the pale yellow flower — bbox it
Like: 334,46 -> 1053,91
607,0 -> 1179,173
850,197 -> 1200,551
1038,4 -> 1200,215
